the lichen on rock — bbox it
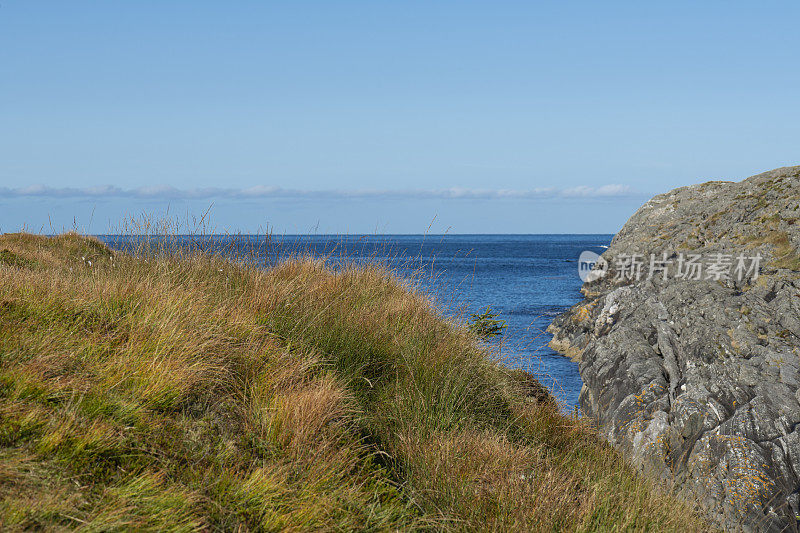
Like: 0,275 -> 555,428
549,166 -> 800,532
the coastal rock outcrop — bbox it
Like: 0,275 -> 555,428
549,166 -> 800,531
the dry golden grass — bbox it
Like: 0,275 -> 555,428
742,228 -> 800,271
0,231 -> 704,531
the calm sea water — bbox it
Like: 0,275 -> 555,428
101,234 -> 612,408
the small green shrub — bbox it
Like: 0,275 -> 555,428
467,306 -> 507,340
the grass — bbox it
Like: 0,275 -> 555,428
742,230 -> 800,271
0,231 -> 703,531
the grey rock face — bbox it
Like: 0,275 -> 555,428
549,166 -> 800,531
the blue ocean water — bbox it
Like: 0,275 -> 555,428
101,234 -> 612,408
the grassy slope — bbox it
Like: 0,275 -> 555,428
0,233 -> 701,531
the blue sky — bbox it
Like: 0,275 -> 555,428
1,1 -> 799,233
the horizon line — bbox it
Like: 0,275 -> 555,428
1,183 -> 644,201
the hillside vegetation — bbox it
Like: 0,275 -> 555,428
0,233 -> 701,531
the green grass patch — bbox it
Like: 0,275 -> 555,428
0,232 -> 705,531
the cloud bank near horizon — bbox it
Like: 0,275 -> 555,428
1,184 -> 641,201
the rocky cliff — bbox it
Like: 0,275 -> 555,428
549,166 -> 800,531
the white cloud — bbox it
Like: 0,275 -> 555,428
0,184 -> 639,200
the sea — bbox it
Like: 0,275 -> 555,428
101,234 -> 613,408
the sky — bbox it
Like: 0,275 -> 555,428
1,1 -> 799,234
